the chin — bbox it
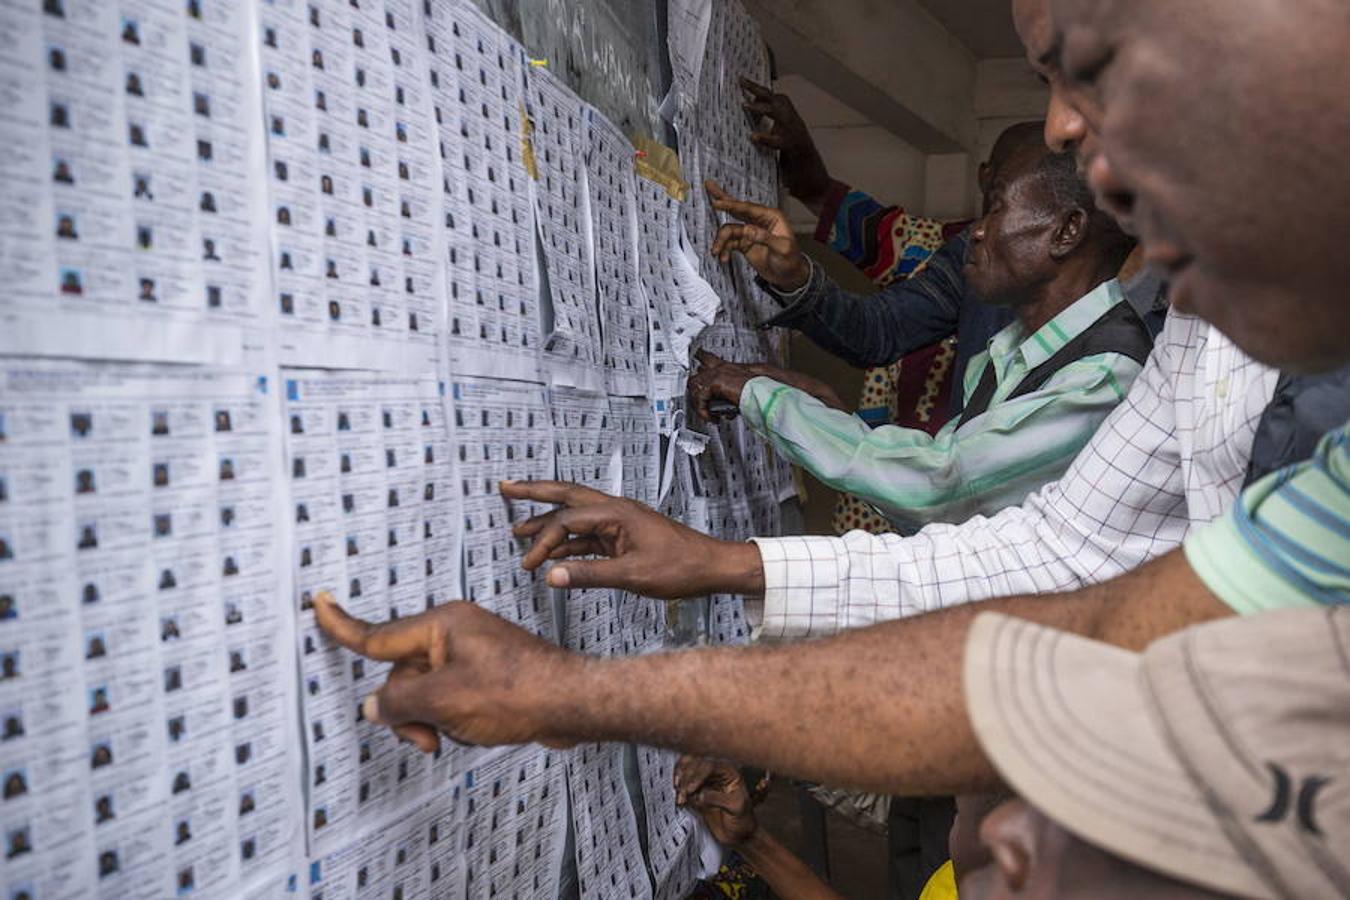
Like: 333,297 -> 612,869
1177,278 -> 1348,373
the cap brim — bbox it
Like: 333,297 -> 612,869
963,612 -> 1269,899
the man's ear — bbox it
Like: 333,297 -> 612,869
977,161 -> 993,196
1049,208 -> 1088,261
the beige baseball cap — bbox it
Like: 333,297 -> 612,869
964,607 -> 1349,899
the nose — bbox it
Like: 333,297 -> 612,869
1044,89 -> 1087,153
970,217 -> 987,243
1086,151 -> 1135,222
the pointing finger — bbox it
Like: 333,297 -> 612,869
314,593 -> 430,662
738,76 -> 772,99
499,479 -> 611,507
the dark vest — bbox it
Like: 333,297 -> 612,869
956,300 -> 1154,428
1245,363 -> 1350,485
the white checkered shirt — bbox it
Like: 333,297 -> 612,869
748,312 -> 1280,639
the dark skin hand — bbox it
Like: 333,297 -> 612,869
316,491 -> 1231,796
312,592 -> 581,750
739,78 -> 833,212
707,181 -> 811,291
314,469 -> 1239,793
675,756 -> 843,900
688,349 -> 848,421
501,479 -> 765,599
673,757 -> 758,846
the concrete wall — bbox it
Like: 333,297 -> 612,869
746,0 -> 978,153
974,57 -> 1048,165
774,75 -> 928,231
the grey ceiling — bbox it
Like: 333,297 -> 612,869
918,0 -> 1025,59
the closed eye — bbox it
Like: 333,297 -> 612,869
1068,47 -> 1113,86
1061,28 -> 1114,88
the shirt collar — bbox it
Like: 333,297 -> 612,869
989,278 -> 1126,370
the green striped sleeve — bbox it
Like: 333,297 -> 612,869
1185,423 -> 1350,614
738,352 -> 1141,531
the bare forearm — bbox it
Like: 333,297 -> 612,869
736,830 -> 842,900
542,551 -> 1232,795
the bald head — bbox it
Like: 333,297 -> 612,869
979,120 -> 1047,213
966,143 -> 1134,311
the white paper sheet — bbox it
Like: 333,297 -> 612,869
458,745 -> 568,899
583,109 -> 650,399
424,0 -> 542,383
634,745 -> 710,900
448,376 -> 555,639
0,0 -> 270,365
279,370 -> 459,854
565,743 -> 652,900
0,359 -> 301,899
527,63 -> 604,390
257,0 -> 442,373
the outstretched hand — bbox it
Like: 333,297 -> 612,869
690,350 -> 849,419
688,350 -> 756,420
740,78 -> 832,209
707,181 -> 810,291
312,593 -> 582,750
500,480 -> 765,599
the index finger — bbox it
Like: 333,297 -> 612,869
704,182 -> 779,228
499,479 -> 611,507
738,76 -> 772,99
314,592 -> 430,662
693,349 -> 725,369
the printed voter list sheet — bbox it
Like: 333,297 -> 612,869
0,0 -> 269,364
424,0 -> 541,381
280,371 -> 458,853
449,376 -> 556,638
305,783 -> 463,900
583,107 -> 649,398
527,62 -> 604,389
566,742 -> 652,900
458,745 -> 568,899
258,0 -> 442,373
0,359 -> 301,899
634,176 -> 707,421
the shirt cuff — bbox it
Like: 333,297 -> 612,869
738,376 -> 791,434
1183,509 -> 1320,616
756,257 -> 825,329
747,535 -> 847,640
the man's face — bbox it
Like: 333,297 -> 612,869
964,148 -> 1058,308
959,799 -> 1223,899
1038,0 -> 1350,372
1013,0 -> 1091,162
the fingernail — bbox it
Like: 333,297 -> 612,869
316,591 -> 336,606
499,479 -> 517,486
546,567 -> 570,588
361,694 -> 382,724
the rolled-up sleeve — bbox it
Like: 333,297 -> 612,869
1185,424 -> 1349,614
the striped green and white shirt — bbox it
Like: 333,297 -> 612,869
740,279 -> 1143,533
1185,421 -> 1349,613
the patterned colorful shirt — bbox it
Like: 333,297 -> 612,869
813,181 -> 978,537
